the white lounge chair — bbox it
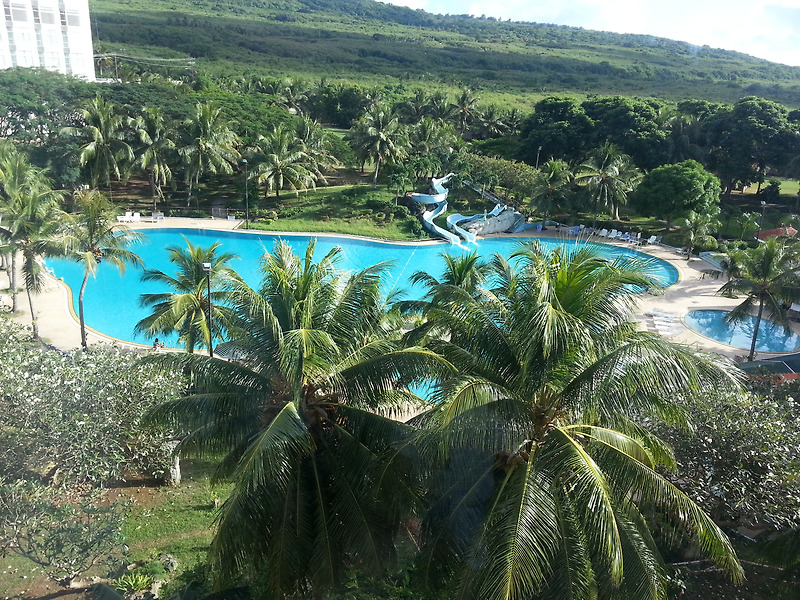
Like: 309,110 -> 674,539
607,229 -> 620,239
131,212 -> 141,222
643,235 -> 658,245
597,228 -> 609,238
117,211 -> 133,223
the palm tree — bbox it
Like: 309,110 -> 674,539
64,189 -> 143,350
679,209 -> 721,260
179,101 -> 240,208
397,89 -> 430,123
132,106 -> 177,205
347,106 -> 408,188
136,239 -> 240,354
736,211 -> 761,240
249,124 -> 317,199
452,88 -> 481,134
717,238 -> 800,361
146,240 -> 446,597
575,142 -> 642,223
405,241 -> 744,600
294,116 -> 341,185
0,152 -> 66,338
408,117 -> 458,158
64,95 -> 134,194
529,159 -> 573,219
477,103 -> 508,139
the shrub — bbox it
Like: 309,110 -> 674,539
407,219 -> 424,237
0,320 -> 185,486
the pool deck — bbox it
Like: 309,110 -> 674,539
3,216 -> 797,362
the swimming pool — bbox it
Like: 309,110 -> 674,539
47,229 -> 680,346
684,309 -> 800,353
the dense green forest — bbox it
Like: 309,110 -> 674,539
91,0 -> 800,106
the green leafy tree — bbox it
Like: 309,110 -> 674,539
132,106 -> 177,203
249,124 -> 317,199
347,106 -> 408,188
405,241 -> 744,600
679,209 -> 721,260
452,88 -> 480,134
179,101 -> 240,207
716,238 -> 800,361
0,146 -> 66,337
528,158 -> 573,219
146,240 -> 446,598
630,160 -> 721,226
64,95 -> 134,193
64,189 -> 143,350
0,481 -> 123,588
136,239 -> 240,354
575,142 -> 641,223
736,211 -> 761,240
518,96 -> 593,166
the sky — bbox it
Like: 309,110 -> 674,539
383,0 -> 800,67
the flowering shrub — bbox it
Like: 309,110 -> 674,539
0,320 -> 186,486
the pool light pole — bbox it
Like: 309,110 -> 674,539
242,158 -> 249,229
535,145 -> 542,170
202,261 -> 214,358
759,200 -> 767,237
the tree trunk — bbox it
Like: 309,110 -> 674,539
748,300 -> 765,362
162,440 -> 182,486
26,285 -> 38,339
10,250 -> 18,313
186,179 -> 193,208
372,157 -> 382,189
79,270 -> 89,350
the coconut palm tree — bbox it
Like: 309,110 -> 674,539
132,106 -> 177,204
294,116 -> 341,185
145,240 -> 447,597
717,237 -> 800,361
452,88 -> 481,134
679,209 -> 721,260
249,124 -> 317,199
136,238 -> 240,354
64,188 -> 143,350
347,106 -> 408,188
179,101 -> 240,207
529,158 -> 573,219
0,157 -> 66,338
65,95 -> 134,194
575,142 -> 642,223
405,241 -> 745,600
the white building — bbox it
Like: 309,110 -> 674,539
0,0 -> 95,80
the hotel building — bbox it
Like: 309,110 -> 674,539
1,0 -> 95,80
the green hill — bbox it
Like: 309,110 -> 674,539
91,0 -> 800,106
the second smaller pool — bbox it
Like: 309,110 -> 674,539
684,309 -> 800,353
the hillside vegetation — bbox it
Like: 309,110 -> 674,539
91,0 -> 800,106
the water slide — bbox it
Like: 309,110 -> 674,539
410,173 -> 460,244
445,203 -> 507,244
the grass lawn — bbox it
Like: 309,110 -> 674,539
242,185 -> 428,241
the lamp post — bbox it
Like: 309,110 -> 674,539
242,158 -> 249,230
202,261 -> 213,358
535,145 -> 542,170
759,200 -> 767,236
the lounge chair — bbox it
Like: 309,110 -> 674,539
597,228 -> 609,238
131,212 -> 141,222
643,235 -> 658,245
619,232 -> 630,242
607,229 -> 619,239
117,211 -> 133,223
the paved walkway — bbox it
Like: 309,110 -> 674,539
3,217 -> 796,362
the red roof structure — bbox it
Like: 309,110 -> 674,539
755,224 -> 798,241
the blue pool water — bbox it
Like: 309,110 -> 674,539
684,309 -> 800,353
47,229 -> 679,345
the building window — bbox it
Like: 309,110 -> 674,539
38,8 -> 56,25
65,10 -> 80,27
11,4 -> 28,21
